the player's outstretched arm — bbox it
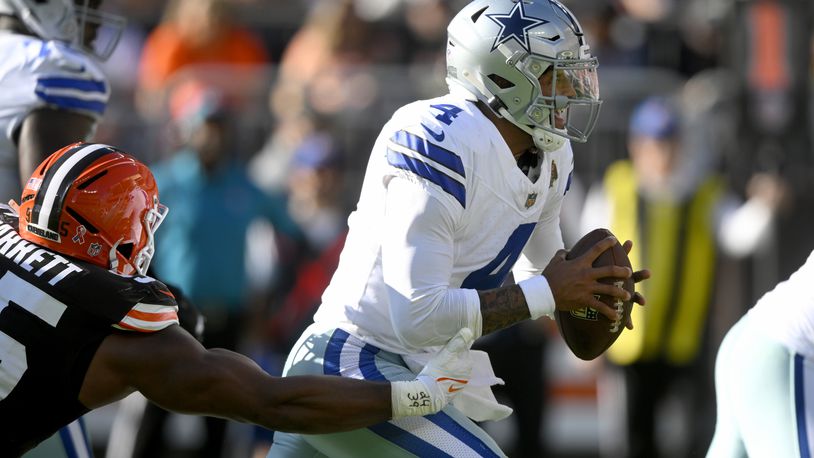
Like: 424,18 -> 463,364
79,325 -> 472,434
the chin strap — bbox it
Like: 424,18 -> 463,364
108,238 -> 121,273
496,106 -> 565,152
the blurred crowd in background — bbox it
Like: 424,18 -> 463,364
83,0 -> 813,457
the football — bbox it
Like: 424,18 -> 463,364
555,228 -> 634,361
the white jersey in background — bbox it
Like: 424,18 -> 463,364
314,92 -> 573,355
0,33 -> 109,202
708,250 -> 814,457
746,250 -> 814,358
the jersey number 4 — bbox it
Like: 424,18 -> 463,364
461,223 -> 537,290
0,271 -> 67,399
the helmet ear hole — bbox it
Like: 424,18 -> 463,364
471,6 -> 487,23
65,207 -> 99,233
116,242 -> 134,259
488,74 -> 515,89
76,170 -> 107,190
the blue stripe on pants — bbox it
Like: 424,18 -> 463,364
795,354 -> 811,458
58,418 -> 91,458
323,328 -> 501,457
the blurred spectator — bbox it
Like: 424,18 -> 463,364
271,0 -> 385,118
144,81 -> 303,458
262,132 -> 349,358
581,94 -> 788,457
568,2 -> 648,68
136,0 -> 269,115
252,0 -> 413,196
401,0 -> 451,66
251,133 -> 348,455
286,133 -> 347,251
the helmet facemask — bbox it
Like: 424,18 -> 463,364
74,0 -> 126,61
110,198 -> 168,276
0,0 -> 126,60
513,51 -> 601,151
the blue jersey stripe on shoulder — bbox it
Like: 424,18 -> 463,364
387,149 -> 466,208
37,77 -> 107,94
391,130 -> 465,176
34,90 -> 106,115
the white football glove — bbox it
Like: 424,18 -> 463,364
390,328 -> 474,418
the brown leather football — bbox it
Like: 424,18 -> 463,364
555,228 -> 634,361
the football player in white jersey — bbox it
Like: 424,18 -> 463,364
707,250 -> 814,457
0,142 -> 475,456
269,1 -> 649,457
0,0 -> 125,204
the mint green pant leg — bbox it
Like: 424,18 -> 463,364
708,314 -> 810,458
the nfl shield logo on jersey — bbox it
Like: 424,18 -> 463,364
525,193 -> 538,208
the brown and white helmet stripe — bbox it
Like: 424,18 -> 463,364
29,143 -> 118,240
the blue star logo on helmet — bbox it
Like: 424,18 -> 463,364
486,1 -> 548,52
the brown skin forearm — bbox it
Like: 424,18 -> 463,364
81,326 -> 392,434
17,109 -> 95,181
479,285 -> 531,335
149,348 -> 393,434
241,375 -> 392,433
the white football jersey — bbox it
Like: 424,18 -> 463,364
747,249 -> 814,358
314,93 -> 573,354
0,34 -> 109,203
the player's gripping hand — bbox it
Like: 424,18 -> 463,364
390,328 -> 474,419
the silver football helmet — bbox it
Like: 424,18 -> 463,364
0,0 -> 125,60
447,0 -> 601,152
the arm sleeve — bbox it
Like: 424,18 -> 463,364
382,176 -> 483,347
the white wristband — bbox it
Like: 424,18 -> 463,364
390,379 -> 443,419
517,275 -> 555,320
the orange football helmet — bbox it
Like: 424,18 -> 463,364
17,142 -> 168,276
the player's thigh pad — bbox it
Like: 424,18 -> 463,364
708,314 -> 813,458
707,317 -> 748,458
269,324 -> 506,458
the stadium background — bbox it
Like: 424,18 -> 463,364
75,0 -> 813,457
